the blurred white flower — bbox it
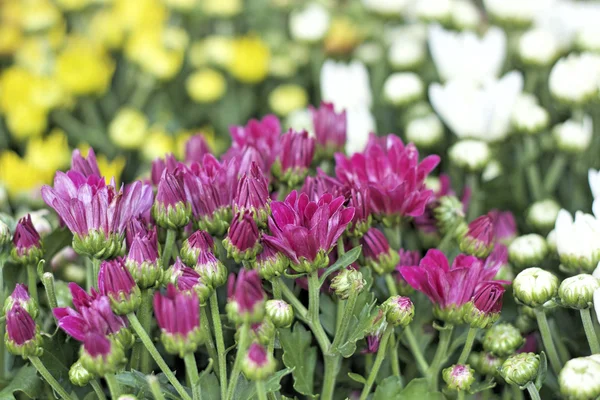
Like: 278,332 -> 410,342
26,209 -> 52,237
285,108 -> 314,136
482,159 -> 503,182
450,0 -> 480,30
429,71 -> 523,142
553,115 -> 593,153
389,38 -> 426,70
549,53 -> 600,105
536,0 -> 600,50
320,60 -> 372,111
511,94 -> 549,134
448,139 -> 491,172
289,3 -> 330,43
415,0 -> 451,23
590,169 -> 600,200
428,24 -> 506,83
406,114 -> 444,148
519,28 -> 559,67
383,72 -> 423,106
595,287 -> 600,323
346,106 -> 376,155
577,25 -> 600,53
485,0 -> 551,28
354,42 -> 384,65
362,0 -> 411,15
555,209 -> 600,273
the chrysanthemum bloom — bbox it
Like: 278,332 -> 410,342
42,171 -> 153,259
71,148 -> 102,178
335,134 -> 439,226
154,284 -> 204,356
555,209 -> 600,273
362,228 -> 400,275
300,170 -> 345,203
125,216 -> 150,249
310,102 -> 347,159
254,240 -> 289,280
459,213 -> 496,258
463,282 -> 505,328
80,332 -> 126,377
223,211 -> 262,263
400,248 -> 508,324
4,284 -> 38,319
233,162 -> 271,226
98,258 -> 141,315
263,191 -> 354,273
227,114 -> 282,172
153,170 -> 192,230
11,214 -> 43,265
167,258 -> 212,304
5,303 -> 43,358
184,134 -> 211,164
226,269 -> 266,324
272,130 -> 316,187
242,343 -> 276,381
393,249 -> 421,295
125,228 -> 162,289
347,184 -> 372,238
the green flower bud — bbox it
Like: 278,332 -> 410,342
470,352 -> 504,377
79,338 -> 127,377
0,219 -> 11,248
513,267 -> 559,308
161,327 -> 205,357
272,159 -> 310,189
382,296 -> 414,327
443,364 -> 475,391
11,245 -> 44,267
559,274 -> 600,309
515,313 -> 536,334
195,259 -> 228,289
330,269 -> 365,300
153,202 -> 192,230
462,301 -> 501,329
559,356 -> 600,400
508,234 -> 548,270
69,359 -> 95,387
290,250 -> 329,274
500,353 -> 540,386
125,260 -> 163,290
242,343 -> 276,381
5,328 -> 43,359
249,319 -> 276,346
254,249 -> 289,281
433,304 -> 464,325
434,196 -> 466,235
483,323 -> 525,357
527,199 -> 560,233
111,327 -> 136,351
73,230 -> 125,260
196,207 -> 232,237
265,300 -> 294,328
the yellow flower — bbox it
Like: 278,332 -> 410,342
55,0 -> 90,11
268,84 -> 308,116
5,105 -> 48,141
20,0 -> 61,33
15,38 -> 54,75
78,145 -> 127,185
324,16 -> 362,55
0,66 -> 34,113
202,0 -> 242,17
0,151 -> 48,200
229,35 -> 271,84
55,37 -> 115,96
25,128 -> 71,174
142,128 -> 175,161
114,0 -> 167,32
269,55 -> 297,78
126,27 -> 187,80
186,68 -> 226,103
0,24 -> 22,56
89,9 -> 125,50
189,36 -> 234,68
31,75 -> 70,111
109,107 -> 148,149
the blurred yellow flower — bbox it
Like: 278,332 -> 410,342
89,10 -> 125,50
56,0 -> 90,11
5,105 -> 48,141
42,19 -> 67,49
15,38 -> 54,75
114,0 -> 167,33
269,55 -> 297,78
142,129 -> 175,161
20,0 -> 61,33
25,129 -> 71,174
268,84 -> 308,116
55,37 -> 115,96
31,76 -> 69,110
186,68 -> 226,103
0,24 -> 22,56
78,145 -> 127,185
202,0 -> 242,17
189,36 -> 234,68
0,151 -> 48,199
0,66 -> 34,113
229,35 -> 271,84
126,27 -> 187,80
109,107 -> 149,149
324,17 -> 362,55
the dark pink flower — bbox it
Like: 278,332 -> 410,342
347,184 -> 371,237
127,228 -> 159,266
4,284 -> 38,318
82,331 -> 112,358
300,170 -> 344,202
228,115 -> 281,170
6,304 -> 36,345
125,217 -> 150,250
185,134 -> 211,164
471,282 -> 505,314
155,170 -> 187,208
310,102 -> 347,155
98,258 -> 141,314
274,130 -> 315,183
247,342 -> 269,366
490,210 -> 517,243
227,269 -> 265,315
224,211 -> 261,262
71,149 -> 101,178
169,258 -> 212,303
181,230 -> 215,266
154,284 -> 200,337
459,213 -> 496,258
12,215 -> 41,256
233,162 -> 270,223
151,154 -> 180,186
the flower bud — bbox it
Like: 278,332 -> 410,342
483,323 -> 524,357
0,219 -> 11,248
168,258 -> 212,305
434,196 -> 466,235
553,117 -> 593,154
558,274 -> 600,309
80,333 -> 127,377
153,171 -> 192,230
362,228 -> 400,275
227,270 -> 266,324
250,319 -> 276,346
254,241 -> 289,280
382,296 -> 414,327
265,300 -> 294,328
499,353 -> 540,387
125,228 -> 163,289
463,282 -> 505,329
459,213 -> 495,258
195,251 -> 228,289
559,356 -> 600,400
518,29 -> 559,68
383,73 -> 424,107
405,114 -> 444,149
11,214 -> 43,265
180,230 -> 215,267
4,284 -> 39,319
512,97 -> 549,135
527,200 -> 560,233
470,352 -> 503,377
310,102 -> 346,160
5,304 -> 43,358
508,234 -> 548,270
330,268 -> 365,300
233,163 -> 271,227
272,130 -> 316,188
449,140 -> 490,172
513,267 -> 559,308
98,258 -> 141,315
223,211 -> 262,263
69,359 -> 95,387
72,230 -> 125,260
443,364 -> 475,391
242,343 -> 276,381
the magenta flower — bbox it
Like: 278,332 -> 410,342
233,162 -> 271,225
169,258 -> 212,303
98,258 -> 141,314
242,342 -> 275,380
347,184 -> 371,237
71,149 -> 101,178
254,240 -> 289,280
125,217 -> 150,249
310,102 -> 347,157
226,269 -> 265,323
11,215 -> 42,264
459,213 -> 496,258
185,134 -> 211,164
472,282 -> 505,314
228,114 -> 282,171
153,170 -> 191,229
4,284 -> 38,318
80,331 -> 126,376
5,303 -> 42,357
181,230 -> 215,266
335,134 -> 440,224
223,211 -> 261,263
273,130 -> 316,186
151,154 -> 180,186
126,228 -> 162,288
300,169 -> 344,203
361,228 -> 399,275
263,191 -> 354,273
490,210 -> 517,244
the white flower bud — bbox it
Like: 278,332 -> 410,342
0,219 -> 11,248
354,42 -> 384,66
482,160 -> 503,182
388,39 -> 425,70
513,267 -> 559,308
449,140 -> 490,172
450,0 -> 480,31
555,209 -> 600,273
362,0 -> 411,16
519,29 -> 559,67
559,357 -> 600,400
483,0 -> 541,29
289,3 -> 330,43
559,274 -> 600,309
553,116 -> 593,154
406,114 -> 444,148
549,53 -> 600,106
415,0 -> 451,24
509,234 -> 548,270
527,199 -> 560,233
576,26 -> 600,53
383,72 -> 423,107
547,229 -> 557,255
511,95 -> 549,135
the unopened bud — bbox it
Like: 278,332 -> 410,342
558,274 -> 599,309
459,213 -> 495,258
443,364 -> 475,391
382,296 -> 414,327
330,269 -> 365,300
513,267 -> 559,308
0,219 -> 11,248
470,352 -> 503,377
483,323 -> 524,357
500,353 -> 540,386
449,140 -> 490,172
434,196 -> 466,236
242,343 -> 276,381
508,234 -> 548,270
250,319 -> 276,346
69,359 -> 95,387
527,200 -> 560,233
265,300 -> 294,328
559,356 -> 600,400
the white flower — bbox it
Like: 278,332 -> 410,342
448,139 -> 490,171
406,114 -> 444,148
555,209 -> 600,273
527,199 -> 561,231
285,108 -> 314,136
536,1 -> 600,50
518,28 -> 559,66
450,0 -> 480,30
289,3 -> 330,43
415,0 -> 452,22
383,72 -> 423,106
354,42 -> 384,65
511,94 -> 548,134
388,38 -> 426,70
577,25 -> 600,53
589,169 -> 600,200
553,115 -> 593,153
559,357 -> 600,399
320,60 -> 372,112
362,0 -> 411,15
346,106 -> 376,155
429,71 -> 523,142
549,52 -> 600,105
428,24 -> 506,84
484,0 -> 551,27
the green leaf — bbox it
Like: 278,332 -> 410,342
336,295 -> 377,358
319,295 -> 337,336
43,228 -> 73,261
373,376 -> 403,400
117,371 -> 182,400
279,323 -> 317,397
535,351 -> 548,391
469,377 -> 496,394
396,378 -> 444,400
198,372 -> 221,400
347,372 -> 367,384
319,246 -> 362,286
235,368 -> 293,400
0,365 -> 43,400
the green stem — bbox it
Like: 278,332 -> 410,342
272,280 -> 282,299
148,375 -> 166,400
404,325 -> 429,376
359,327 -> 393,400
210,292 -> 228,400
91,258 -> 100,288
131,289 -> 154,373
525,382 -> 542,400
29,356 -> 73,400
458,327 -> 478,365
524,136 -> 544,201
457,391 -> 466,400
90,379 -> 106,400
388,331 -> 401,379
321,355 -> 339,400
104,374 -> 120,399
41,273 -> 59,312
534,308 -> 562,374
307,272 -> 332,352
427,325 -> 454,390
385,274 -> 398,296
466,173 -> 480,221
277,278 -> 308,323
580,308 -> 600,354
511,383 -> 524,400
226,323 -> 250,400
256,380 -> 268,400
81,97 -> 104,130
330,290 -> 359,351
201,305 -> 219,372
543,153 -> 568,194
27,263 -> 38,305
127,312 -> 192,400
184,353 -> 202,400
161,230 -> 177,268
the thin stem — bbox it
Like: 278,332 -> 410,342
385,274 -> 398,296
90,379 -> 106,400
226,323 -> 250,400
131,289 -> 153,373
580,308 -> 600,354
330,290 -> 359,351
427,325 -> 454,390
201,305 -> 219,371
256,380 -> 268,400
41,273 -> 59,312
277,277 -> 308,322
534,308 -> 563,374
458,327 -> 478,365
27,263 -> 38,304
272,280 -> 282,299
404,326 -> 429,376
210,292 -> 228,400
92,258 -> 101,288
525,382 -> 542,400
104,374 -> 120,399
524,136 -> 544,201
148,375 -> 166,400
29,356 -> 73,400
466,173 -> 480,221
127,312 -> 192,400
184,353 -> 201,400
457,391 -> 466,400
161,230 -> 177,268
321,355 -> 339,400
388,332 -> 401,379
359,327 -> 393,400
307,272 -> 332,352
543,153 -> 568,194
